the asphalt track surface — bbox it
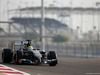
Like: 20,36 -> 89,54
0,54 -> 100,75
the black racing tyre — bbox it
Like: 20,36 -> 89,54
47,51 -> 57,59
15,51 -> 22,64
49,62 -> 57,66
2,49 -> 12,63
47,51 -> 57,66
34,57 -> 41,65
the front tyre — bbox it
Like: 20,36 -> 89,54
34,57 -> 41,65
47,51 -> 58,66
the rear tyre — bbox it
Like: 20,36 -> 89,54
47,51 -> 57,66
15,51 -> 22,64
2,49 -> 12,63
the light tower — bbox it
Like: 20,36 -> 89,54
41,0 -> 45,50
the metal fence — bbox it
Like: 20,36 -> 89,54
1,40 -> 100,58
45,43 -> 100,58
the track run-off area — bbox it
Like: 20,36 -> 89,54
0,52 -> 100,75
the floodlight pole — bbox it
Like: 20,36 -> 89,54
70,0 -> 73,34
96,2 -> 100,43
0,0 -> 1,21
41,0 -> 45,50
7,1 -> 11,35
0,0 -> 1,28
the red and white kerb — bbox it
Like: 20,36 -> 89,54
0,64 -> 30,75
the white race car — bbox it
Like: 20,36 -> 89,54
2,40 -> 58,66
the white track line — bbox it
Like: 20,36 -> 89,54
0,64 -> 30,75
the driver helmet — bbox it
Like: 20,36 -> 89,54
28,46 -> 33,51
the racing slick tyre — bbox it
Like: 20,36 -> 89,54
47,51 -> 57,66
33,56 -> 41,65
2,49 -> 12,63
15,51 -> 22,64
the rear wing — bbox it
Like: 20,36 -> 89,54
14,41 -> 22,46
11,40 -> 32,51
14,41 -> 29,46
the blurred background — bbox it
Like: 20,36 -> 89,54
0,0 -> 100,58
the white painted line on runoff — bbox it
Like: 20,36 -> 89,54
0,64 -> 30,75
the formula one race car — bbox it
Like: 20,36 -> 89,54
2,40 -> 58,66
